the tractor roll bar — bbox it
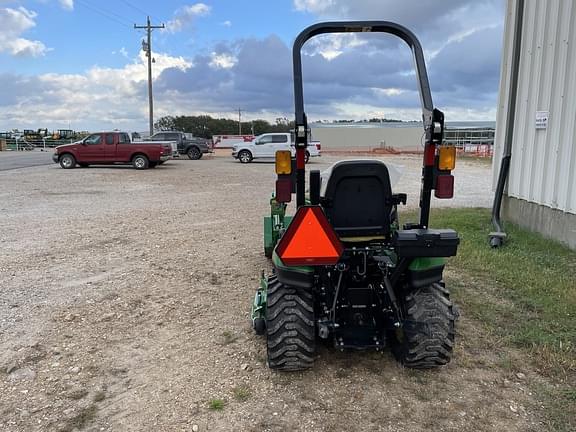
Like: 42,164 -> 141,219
293,21 -> 434,126
292,21 -> 441,228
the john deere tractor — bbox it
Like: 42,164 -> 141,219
252,21 -> 460,371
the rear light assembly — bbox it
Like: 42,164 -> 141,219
315,143 -> 321,151
275,178 -> 292,203
424,143 -> 436,166
275,150 -> 292,175
433,146 -> 456,199
438,146 -> 456,171
435,174 -> 454,199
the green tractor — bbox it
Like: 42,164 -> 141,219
252,21 -> 460,371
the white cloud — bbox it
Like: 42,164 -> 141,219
293,0 -> 334,13
304,34 -> 368,60
373,88 -> 405,97
112,47 -> 129,58
59,0 -> 74,11
0,51 -> 191,130
209,52 -> 236,69
221,20 -> 231,27
166,3 -> 211,33
0,6 -> 49,57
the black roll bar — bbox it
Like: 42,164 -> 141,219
291,21 -> 442,228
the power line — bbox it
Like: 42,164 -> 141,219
75,0 -> 133,28
81,0 -> 133,24
119,0 -> 153,19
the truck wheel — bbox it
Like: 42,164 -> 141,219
266,275 -> 315,371
305,151 -> 310,164
238,150 -> 253,164
391,283 -> 456,369
59,154 -> 76,169
132,154 -> 149,170
187,146 -> 201,160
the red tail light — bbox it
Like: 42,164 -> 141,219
424,143 -> 436,166
435,174 -> 454,199
275,178 -> 292,203
315,143 -> 321,150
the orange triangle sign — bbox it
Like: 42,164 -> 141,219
277,206 -> 343,266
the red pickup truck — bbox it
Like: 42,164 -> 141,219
52,131 -> 172,170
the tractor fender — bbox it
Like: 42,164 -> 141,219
272,251 -> 314,289
407,257 -> 446,289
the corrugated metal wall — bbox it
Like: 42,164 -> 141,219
494,0 -> 576,214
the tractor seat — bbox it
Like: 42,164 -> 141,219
321,160 -> 394,239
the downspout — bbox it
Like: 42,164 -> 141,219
489,0 -> 524,248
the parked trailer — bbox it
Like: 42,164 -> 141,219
212,135 -> 255,149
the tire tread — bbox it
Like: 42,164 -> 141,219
394,283 -> 456,369
266,275 -> 315,371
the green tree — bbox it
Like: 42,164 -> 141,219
154,115 -> 295,138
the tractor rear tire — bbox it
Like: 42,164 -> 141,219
266,275 -> 315,371
392,283 -> 455,369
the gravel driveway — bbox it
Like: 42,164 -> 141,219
1,154 -> 543,431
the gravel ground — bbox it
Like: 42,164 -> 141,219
0,153 -> 544,431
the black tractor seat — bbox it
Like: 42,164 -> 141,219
321,160 -> 399,239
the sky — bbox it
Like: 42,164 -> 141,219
0,0 -> 505,131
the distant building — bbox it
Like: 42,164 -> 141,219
494,0 -> 576,249
310,122 -> 494,152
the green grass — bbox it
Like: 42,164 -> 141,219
232,385 -> 252,402
400,207 -> 575,431
425,208 -> 575,371
207,398 -> 226,411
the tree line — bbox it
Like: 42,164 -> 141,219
154,115 -> 294,139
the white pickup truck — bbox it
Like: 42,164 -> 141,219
231,132 -> 321,164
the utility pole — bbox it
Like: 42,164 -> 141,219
238,108 -> 243,135
134,16 -> 164,136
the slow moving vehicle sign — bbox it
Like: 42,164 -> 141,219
276,206 -> 343,266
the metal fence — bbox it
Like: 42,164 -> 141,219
2,138 -> 76,151
444,128 -> 495,147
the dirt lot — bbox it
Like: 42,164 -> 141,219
0,153 -> 545,431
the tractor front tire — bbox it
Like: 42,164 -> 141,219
266,275 -> 315,371
392,283 -> 455,369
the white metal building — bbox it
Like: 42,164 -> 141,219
494,0 -> 576,249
